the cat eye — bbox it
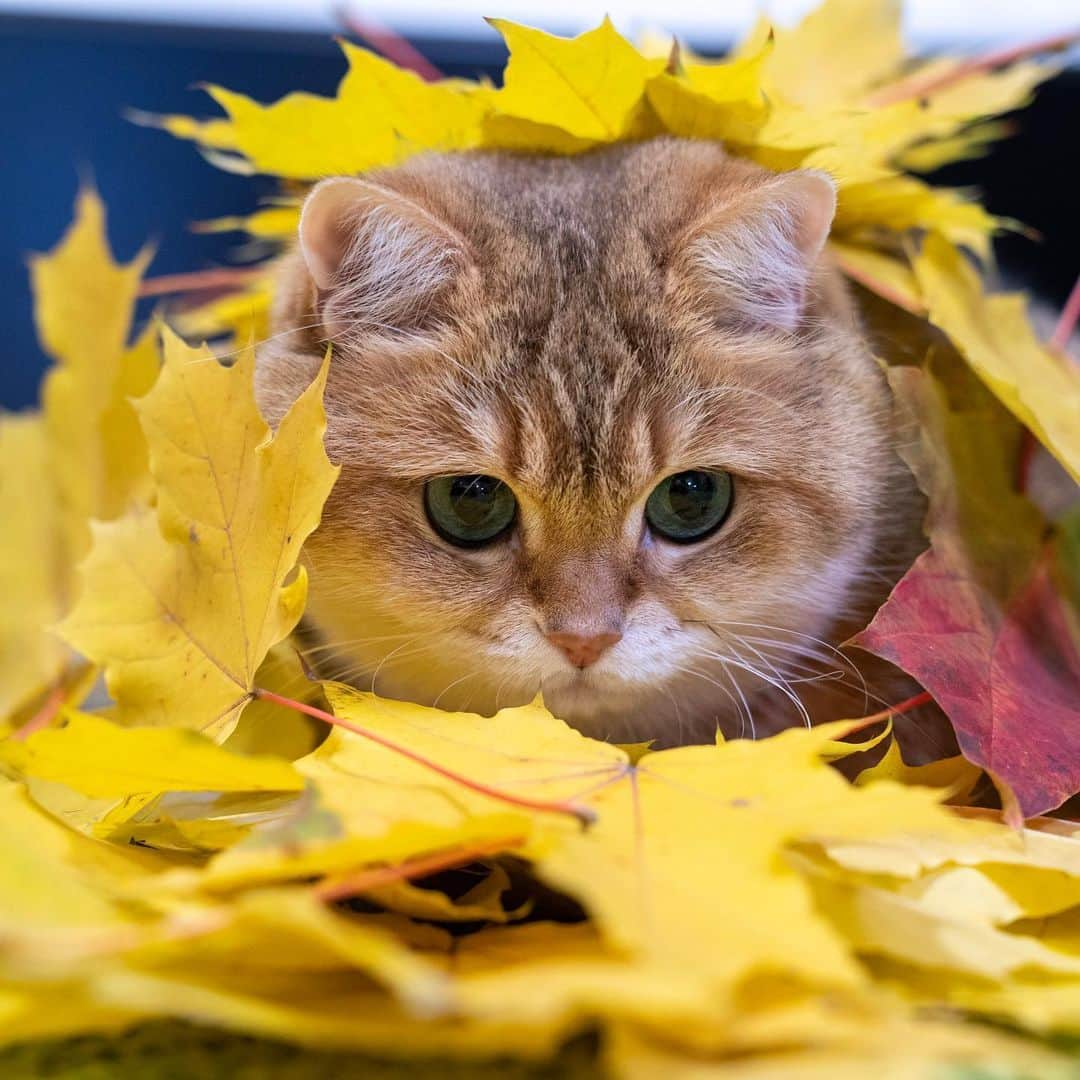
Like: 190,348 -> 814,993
424,475 -> 517,548
645,470 -> 733,543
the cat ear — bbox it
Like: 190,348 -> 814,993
299,176 -> 472,344
681,170 -> 837,333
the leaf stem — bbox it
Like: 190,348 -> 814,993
1016,269 -> 1079,493
1050,271 -> 1080,355
867,27 -> 1080,108
1016,430 -> 1038,494
336,6 -> 444,82
850,690 -> 934,730
314,834 -> 525,903
11,685 -> 66,742
137,267 -> 264,298
251,687 -> 596,826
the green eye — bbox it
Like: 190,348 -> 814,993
645,470 -> 733,543
424,475 -> 517,548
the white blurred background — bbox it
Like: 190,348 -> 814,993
2,0 -> 1078,45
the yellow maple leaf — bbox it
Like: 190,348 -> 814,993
8,8 -> 1080,1069
801,851 -> 1080,982
0,709 -> 303,798
150,10 -> 1059,350
829,241 -> 924,315
60,330 -> 338,735
835,176 -> 998,257
762,0 -> 904,108
171,276 -> 274,349
483,18 -> 657,151
897,119 -> 1008,173
1,191 -> 156,722
176,692 -> 613,893
0,778 -> 170,941
854,737 -> 983,802
181,687 -> 962,1002
607,1011 -> 1076,1078
32,188 -> 156,567
0,417 -> 65,719
192,205 -> 300,240
644,42 -> 770,147
4,686 -> 1080,1058
527,722 -> 959,995
115,888 -> 452,1016
164,43 -> 487,180
913,234 -> 1080,484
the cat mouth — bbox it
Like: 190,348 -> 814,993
538,668 -> 647,723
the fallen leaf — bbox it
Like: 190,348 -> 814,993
854,738 -> 983,803
914,233 -> 1080,485
59,330 -> 338,736
32,188 -> 155,568
763,0 -> 904,108
1,709 -> 303,798
834,176 -> 998,258
1,191 -> 156,722
0,417 -> 65,719
210,687 -> 963,1003
607,1010 -> 1077,1078
484,18 -> 656,150
641,41 -> 769,147
857,359 -> 1080,817
156,43 -> 487,179
802,854 -> 1080,980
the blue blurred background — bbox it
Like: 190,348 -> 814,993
2,1 -> 1078,409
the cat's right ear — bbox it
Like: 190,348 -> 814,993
675,169 -> 837,334
298,177 -> 473,346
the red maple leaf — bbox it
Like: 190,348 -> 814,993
857,357 -> 1080,818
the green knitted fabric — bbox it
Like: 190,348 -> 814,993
1,1024 -> 1075,1080
0,1024 -> 600,1080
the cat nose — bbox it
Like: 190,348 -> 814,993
545,630 -> 623,669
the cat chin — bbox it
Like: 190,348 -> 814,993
536,670 -> 726,745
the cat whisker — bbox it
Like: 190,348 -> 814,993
693,644 -> 812,731
721,620 -> 872,713
299,630 -> 436,658
672,664 -> 746,740
430,668 -> 483,710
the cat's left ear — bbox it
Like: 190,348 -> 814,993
678,170 -> 837,333
297,176 -> 474,347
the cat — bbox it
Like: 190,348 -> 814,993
255,136 -> 937,749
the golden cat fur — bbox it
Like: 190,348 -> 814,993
256,137 -> 939,749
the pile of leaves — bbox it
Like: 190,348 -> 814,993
2,0 -> 1080,1074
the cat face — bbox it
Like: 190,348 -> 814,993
256,138 -> 917,743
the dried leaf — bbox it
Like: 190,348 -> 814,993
857,360 -> 1080,816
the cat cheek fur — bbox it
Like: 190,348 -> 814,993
256,137 -> 929,746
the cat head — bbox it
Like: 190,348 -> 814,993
256,137 -> 913,742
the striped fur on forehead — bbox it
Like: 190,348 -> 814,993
254,136 -> 929,748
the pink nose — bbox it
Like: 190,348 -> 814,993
545,630 -> 623,669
